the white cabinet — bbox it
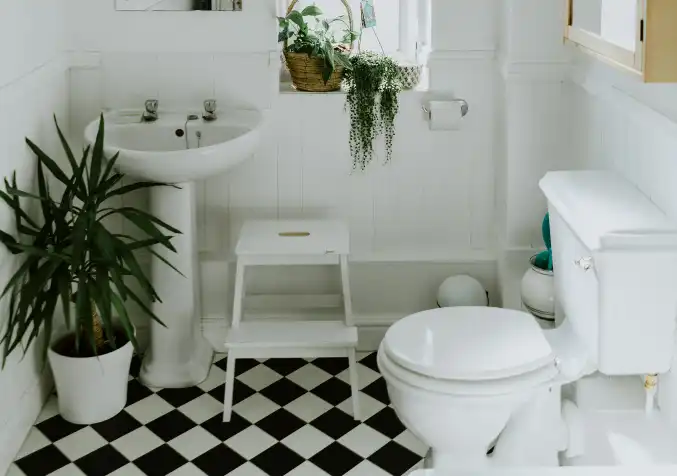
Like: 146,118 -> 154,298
565,0 -> 677,82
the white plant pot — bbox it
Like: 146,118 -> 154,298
48,335 -> 134,425
520,256 -> 555,328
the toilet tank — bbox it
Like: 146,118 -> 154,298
540,171 -> 677,375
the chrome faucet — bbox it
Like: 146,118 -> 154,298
142,99 -> 159,122
203,99 -> 217,121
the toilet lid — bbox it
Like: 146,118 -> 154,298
382,307 -> 555,381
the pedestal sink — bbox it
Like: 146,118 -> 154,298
85,110 -> 263,388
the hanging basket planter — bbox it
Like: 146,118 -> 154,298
281,0 -> 355,92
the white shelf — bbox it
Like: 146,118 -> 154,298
225,321 -> 358,349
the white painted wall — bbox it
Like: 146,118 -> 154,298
0,2 -> 68,473
65,0 -> 501,328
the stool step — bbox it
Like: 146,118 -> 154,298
226,321 -> 358,349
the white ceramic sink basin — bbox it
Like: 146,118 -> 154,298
84,109 -> 263,183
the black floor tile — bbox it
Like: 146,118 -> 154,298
310,408 -> 360,440
146,410 -> 196,442
133,444 -> 189,476
201,413 -> 251,441
311,377 -> 352,406
208,379 -> 257,406
259,378 -> 307,406
92,410 -> 142,442
261,358 -> 308,376
74,445 -> 128,476
364,407 -> 406,439
359,352 -> 379,373
156,386 -> 205,408
250,443 -> 304,476
310,442 -> 362,476
312,357 -> 350,375
362,378 -> 390,404
368,441 -> 422,475
193,444 -> 246,476
126,379 -> 153,406
16,446 -> 70,476
257,409 -> 306,440
36,415 -> 84,442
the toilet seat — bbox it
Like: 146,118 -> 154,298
383,307 -> 556,380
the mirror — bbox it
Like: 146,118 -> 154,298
571,0 -> 638,51
116,0 -> 242,11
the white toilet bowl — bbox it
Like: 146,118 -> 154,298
377,307 -> 565,471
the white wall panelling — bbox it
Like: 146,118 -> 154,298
0,1 -> 68,472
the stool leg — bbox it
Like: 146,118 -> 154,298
348,348 -> 361,420
223,351 -> 236,422
232,261 -> 245,328
340,255 -> 353,326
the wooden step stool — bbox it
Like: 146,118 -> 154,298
222,220 -> 360,422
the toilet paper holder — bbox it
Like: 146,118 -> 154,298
422,99 -> 469,119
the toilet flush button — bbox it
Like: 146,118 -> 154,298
574,257 -> 593,271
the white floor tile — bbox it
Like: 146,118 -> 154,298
54,427 -> 107,461
35,396 -> 59,423
168,426 -> 220,460
281,425 -> 334,459
337,392 -> 387,420
233,394 -> 279,423
226,462 -> 269,476
15,428 -> 50,459
237,365 -> 282,391
111,427 -> 164,461
225,426 -> 276,460
284,393 -> 333,423
338,425 -> 390,458
197,365 -> 227,392
108,464 -> 148,476
167,462 -> 208,475
47,463 -> 87,476
337,364 -> 380,390
394,431 -> 429,457
287,461 -> 331,476
125,394 -> 174,424
344,460 -> 392,476
287,364 -> 332,391
178,394 -> 222,424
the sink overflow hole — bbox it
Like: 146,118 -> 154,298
175,129 -> 185,137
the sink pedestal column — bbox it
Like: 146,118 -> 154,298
139,182 -> 213,388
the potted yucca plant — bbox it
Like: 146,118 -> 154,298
0,115 -> 180,424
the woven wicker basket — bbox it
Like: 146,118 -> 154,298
283,0 -> 354,92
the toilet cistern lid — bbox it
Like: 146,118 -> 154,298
383,307 -> 555,381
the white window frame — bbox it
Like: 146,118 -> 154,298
277,0 -> 431,64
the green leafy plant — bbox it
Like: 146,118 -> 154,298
278,5 -> 358,83
0,115 -> 180,364
344,52 -> 401,170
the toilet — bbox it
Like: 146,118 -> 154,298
378,170 -> 677,471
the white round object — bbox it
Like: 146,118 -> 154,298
437,275 -> 487,307
382,307 -> 554,381
48,336 -> 133,424
520,260 -> 555,324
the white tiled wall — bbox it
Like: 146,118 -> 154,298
0,1 -> 68,473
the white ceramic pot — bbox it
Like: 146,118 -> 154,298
520,256 -> 555,327
48,334 -> 134,424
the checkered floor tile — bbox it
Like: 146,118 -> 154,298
10,353 -> 428,476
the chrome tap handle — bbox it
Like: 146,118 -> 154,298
204,99 -> 217,114
145,99 -> 159,114
574,256 -> 594,271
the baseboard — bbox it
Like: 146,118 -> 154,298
202,312 -> 404,353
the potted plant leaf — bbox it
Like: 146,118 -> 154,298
0,115 -> 180,424
279,1 -> 358,92
344,52 -> 402,170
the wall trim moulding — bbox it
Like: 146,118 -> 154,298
498,57 -> 571,82
428,49 -> 496,63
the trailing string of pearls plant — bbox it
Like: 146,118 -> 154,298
344,52 -> 402,171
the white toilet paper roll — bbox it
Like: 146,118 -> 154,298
428,100 -> 464,131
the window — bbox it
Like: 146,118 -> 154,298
278,0 -> 431,64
